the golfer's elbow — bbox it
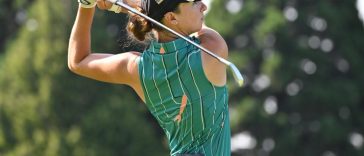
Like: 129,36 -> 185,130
67,49 -> 82,74
68,62 -> 87,77
67,30 -> 92,74
68,60 -> 81,74
68,61 -> 79,73
67,41 -> 90,73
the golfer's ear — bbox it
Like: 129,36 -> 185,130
163,12 -> 178,25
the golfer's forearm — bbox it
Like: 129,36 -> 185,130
68,6 -> 95,70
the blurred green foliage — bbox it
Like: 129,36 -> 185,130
206,0 -> 364,155
0,0 -> 363,156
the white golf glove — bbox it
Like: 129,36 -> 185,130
78,0 -> 97,8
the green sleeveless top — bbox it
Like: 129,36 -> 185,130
138,37 -> 230,156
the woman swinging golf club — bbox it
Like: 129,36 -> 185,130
69,0 -> 231,155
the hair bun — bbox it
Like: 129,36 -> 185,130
127,7 -> 152,41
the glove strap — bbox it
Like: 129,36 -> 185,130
78,0 -> 97,8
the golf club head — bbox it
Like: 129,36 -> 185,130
229,64 -> 244,87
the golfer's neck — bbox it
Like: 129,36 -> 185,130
154,30 -> 188,43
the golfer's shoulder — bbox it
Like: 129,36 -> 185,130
119,51 -> 141,86
195,26 -> 228,59
125,51 -> 141,56
112,51 -> 141,75
123,51 -> 141,67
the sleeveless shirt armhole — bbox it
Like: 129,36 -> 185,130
136,55 -> 148,104
191,36 -> 227,89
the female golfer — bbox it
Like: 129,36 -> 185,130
69,0 -> 230,155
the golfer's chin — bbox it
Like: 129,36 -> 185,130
190,23 -> 204,35
185,20 -> 204,36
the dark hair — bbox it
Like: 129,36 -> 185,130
126,0 -> 185,42
126,7 -> 153,42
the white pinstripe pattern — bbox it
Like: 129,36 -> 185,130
221,94 -> 229,156
212,85 -> 217,125
206,129 -> 212,147
166,129 -> 171,140
141,58 -> 164,123
173,41 -> 188,144
216,124 -> 224,156
221,93 -> 226,128
202,143 -> 206,155
173,41 -> 187,103
210,133 -> 215,156
187,51 -> 205,130
187,50 -> 204,152
176,41 -> 195,141
161,53 -> 180,105
151,51 -> 171,118
219,93 -> 227,155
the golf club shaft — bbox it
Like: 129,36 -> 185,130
108,0 -> 231,66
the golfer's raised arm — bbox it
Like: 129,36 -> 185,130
68,3 -> 139,85
68,6 -> 95,71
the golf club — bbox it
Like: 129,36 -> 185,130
107,0 -> 244,87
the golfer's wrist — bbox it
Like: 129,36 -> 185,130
78,0 -> 97,8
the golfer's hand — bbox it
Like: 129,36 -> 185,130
96,0 -> 113,10
97,0 -> 127,13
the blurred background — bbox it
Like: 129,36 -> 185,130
0,0 -> 364,155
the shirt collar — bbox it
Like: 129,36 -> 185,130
147,37 -> 190,54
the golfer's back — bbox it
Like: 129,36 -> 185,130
138,37 -> 230,156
